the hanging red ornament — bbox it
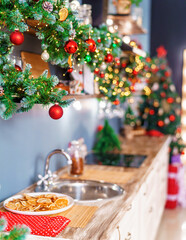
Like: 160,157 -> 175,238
169,115 -> 176,122
160,92 -> 166,98
97,125 -> 103,132
181,151 -> 185,155
121,62 -> 127,68
94,68 -> 100,75
100,72 -> 105,78
97,38 -> 101,43
85,39 -> 96,52
163,83 -> 168,89
165,71 -> 171,77
146,57 -> 151,63
10,30 -> 24,45
105,53 -> 113,63
64,40 -> 78,54
79,70 -> 83,74
156,46 -> 167,58
157,120 -> 164,127
149,109 -> 155,115
133,70 -> 138,75
67,68 -> 73,73
167,97 -> 174,104
113,99 -> 120,105
15,65 -> 22,72
49,104 -> 63,120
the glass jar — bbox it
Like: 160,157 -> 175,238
78,4 -> 92,25
68,140 -> 84,177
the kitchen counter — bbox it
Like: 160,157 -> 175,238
1,135 -> 171,240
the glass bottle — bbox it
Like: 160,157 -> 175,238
78,4 -> 92,25
68,140 -> 84,176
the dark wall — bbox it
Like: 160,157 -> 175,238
151,0 -> 186,96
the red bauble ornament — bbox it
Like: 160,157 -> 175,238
113,99 -> 120,105
165,71 -> 171,77
105,53 -> 113,63
97,125 -> 103,132
100,72 -> 105,78
149,109 -> 155,115
169,115 -> 176,122
10,30 -> 24,45
167,97 -> 174,104
121,62 -> 127,68
94,68 -> 100,75
157,120 -> 164,127
85,39 -> 96,52
79,70 -> 83,74
97,38 -> 101,43
156,46 -> 167,58
15,65 -> 22,72
49,104 -> 63,120
64,40 -> 78,54
133,70 -> 138,75
67,68 -> 73,73
160,92 -> 166,98
163,83 -> 168,89
146,57 -> 151,63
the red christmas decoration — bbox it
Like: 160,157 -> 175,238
104,53 -> 113,63
49,104 -> 63,120
169,115 -> 176,122
85,38 -> 96,52
133,70 -> 138,75
94,68 -> 100,75
79,70 -> 83,74
156,46 -> 167,58
146,57 -> 151,63
64,40 -> 78,54
146,130 -> 164,137
149,109 -> 155,115
163,83 -> 168,89
15,65 -> 22,72
97,38 -> 101,43
157,120 -> 164,127
113,99 -> 120,105
160,92 -> 166,98
97,125 -> 103,132
100,72 -> 105,78
165,71 -> 171,77
67,68 -> 73,73
167,97 -> 174,104
121,62 -> 127,68
10,30 -> 24,45
160,64 -> 166,70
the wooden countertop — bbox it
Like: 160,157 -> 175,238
1,136 -> 171,240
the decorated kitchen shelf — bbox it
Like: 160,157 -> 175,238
62,94 -> 103,100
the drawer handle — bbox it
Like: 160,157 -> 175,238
117,226 -> 121,240
125,232 -> 132,240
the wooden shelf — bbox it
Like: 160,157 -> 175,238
107,14 -> 146,35
63,94 -> 103,100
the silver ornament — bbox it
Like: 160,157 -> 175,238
151,83 -> 159,91
41,50 -> 49,61
164,118 -> 170,124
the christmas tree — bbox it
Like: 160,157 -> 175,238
139,46 -> 181,135
0,217 -> 29,240
93,119 -> 121,153
124,105 -> 136,127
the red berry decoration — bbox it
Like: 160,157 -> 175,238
15,65 -> 22,72
97,125 -> 103,131
167,97 -> 174,104
85,38 -> 96,52
105,53 -> 113,63
160,92 -> 166,98
133,70 -> 138,75
122,62 -> 127,68
100,72 -> 105,78
113,99 -> 120,105
94,68 -> 100,75
157,120 -> 164,127
64,40 -> 78,54
149,109 -> 155,115
10,30 -> 24,45
67,68 -> 73,73
165,71 -> 171,77
169,115 -> 176,122
49,104 -> 63,120
97,38 -> 101,43
79,70 -> 83,74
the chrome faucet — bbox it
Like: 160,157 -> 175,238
36,149 -> 72,191
44,149 -> 72,176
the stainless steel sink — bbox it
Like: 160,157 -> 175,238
35,179 -> 124,202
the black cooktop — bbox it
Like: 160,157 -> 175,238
85,153 -> 147,168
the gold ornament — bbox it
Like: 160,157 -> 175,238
59,8 -> 68,22
161,99 -> 171,113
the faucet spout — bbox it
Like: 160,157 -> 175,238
44,149 -> 72,176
